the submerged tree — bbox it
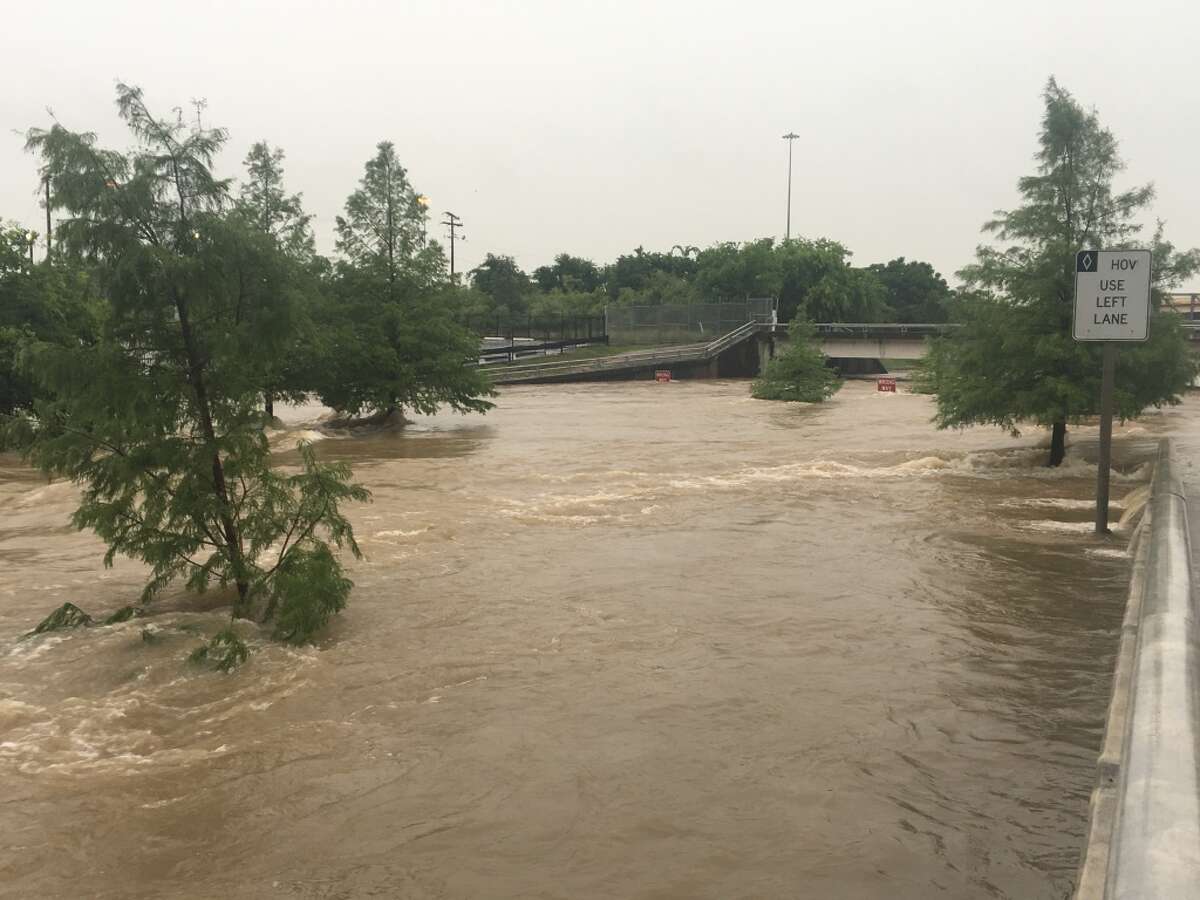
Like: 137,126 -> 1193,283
235,141 -> 319,419
6,85 -> 368,650
313,141 -> 493,421
752,320 -> 842,402
921,78 -> 1199,465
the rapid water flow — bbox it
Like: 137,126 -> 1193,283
1,381 -> 1185,899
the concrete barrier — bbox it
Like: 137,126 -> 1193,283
1076,439 -> 1200,898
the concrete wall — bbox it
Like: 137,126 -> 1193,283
1076,440 -> 1200,898
771,332 -> 929,362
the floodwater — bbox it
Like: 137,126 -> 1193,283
0,380 -> 1183,899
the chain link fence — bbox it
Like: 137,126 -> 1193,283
606,299 -> 775,346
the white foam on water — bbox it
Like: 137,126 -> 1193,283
267,428 -> 332,447
372,527 -> 431,539
490,447 -> 1153,527
1022,520 -> 1103,535
7,633 -> 72,660
1001,498 -> 1116,511
1117,485 -> 1152,530
1086,547 -> 1131,560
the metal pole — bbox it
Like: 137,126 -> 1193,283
1095,342 -> 1118,534
782,132 -> 799,241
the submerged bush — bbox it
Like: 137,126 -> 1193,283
752,320 -> 842,403
189,627 -> 250,672
25,602 -> 94,637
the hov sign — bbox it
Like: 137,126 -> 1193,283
1073,249 -> 1151,341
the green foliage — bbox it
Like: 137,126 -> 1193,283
527,287 -> 607,318
470,253 -> 532,316
335,141 -> 440,288
532,253 -> 602,293
268,542 -> 352,643
313,142 -> 493,419
189,627 -> 249,671
312,270 -> 495,418
752,320 -> 842,402
867,258 -> 951,323
237,142 -> 315,259
102,605 -> 144,625
604,246 -> 697,297
694,239 -> 781,300
7,84 -> 369,648
0,223 -> 98,422
234,143 -> 323,416
25,602 -> 94,637
921,78 -> 1200,463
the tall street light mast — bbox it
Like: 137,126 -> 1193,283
782,132 -> 799,241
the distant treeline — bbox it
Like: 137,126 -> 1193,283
456,242 -> 954,325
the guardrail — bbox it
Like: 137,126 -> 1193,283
1076,439 -> 1200,898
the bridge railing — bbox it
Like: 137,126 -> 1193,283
810,323 -> 957,337
1104,442 -> 1200,898
1076,440 -> 1200,898
488,320 -> 768,381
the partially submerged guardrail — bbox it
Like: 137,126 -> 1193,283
1076,439 -> 1200,898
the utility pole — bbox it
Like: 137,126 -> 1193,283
781,132 -> 799,241
442,211 -> 463,280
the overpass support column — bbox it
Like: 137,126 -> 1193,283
756,334 -> 774,376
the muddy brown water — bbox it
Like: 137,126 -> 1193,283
0,380 -> 1188,899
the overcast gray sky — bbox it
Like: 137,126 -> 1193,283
3,0 -> 1198,289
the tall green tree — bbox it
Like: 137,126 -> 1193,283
335,141 -> 437,288
312,143 -> 493,421
237,141 -> 315,259
7,85 -> 367,652
921,78 -> 1199,466
236,141 -> 319,419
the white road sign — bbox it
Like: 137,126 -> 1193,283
1073,249 -> 1151,341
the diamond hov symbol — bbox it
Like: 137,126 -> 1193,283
1078,251 -> 1096,272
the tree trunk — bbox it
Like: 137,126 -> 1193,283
265,392 -> 274,420
173,287 -> 251,612
1048,421 -> 1067,467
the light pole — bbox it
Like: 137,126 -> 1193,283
782,132 -> 799,241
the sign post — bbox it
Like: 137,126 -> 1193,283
1073,249 -> 1151,534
